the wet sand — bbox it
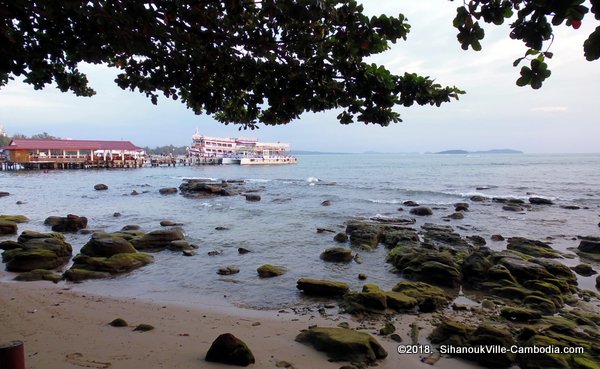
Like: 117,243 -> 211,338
0,280 -> 480,369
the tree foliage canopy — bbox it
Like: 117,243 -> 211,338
0,0 -> 464,128
1,1 -> 597,128
451,0 -> 600,89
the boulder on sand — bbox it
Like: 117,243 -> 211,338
205,333 -> 255,366
295,327 -> 387,363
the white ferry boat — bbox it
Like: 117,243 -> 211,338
187,129 -> 297,165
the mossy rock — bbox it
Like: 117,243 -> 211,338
0,220 -> 18,235
380,228 -> 419,249
402,260 -> 461,288
320,247 -> 353,262
429,320 -> 469,344
14,269 -> 63,283
296,278 -> 349,297
498,257 -> 553,285
500,306 -> 542,322
0,215 -> 29,223
0,241 -> 23,250
257,264 -> 287,278
333,232 -> 348,243
345,221 -> 381,249
6,249 -> 70,272
523,280 -> 562,296
341,291 -> 387,314
466,324 -> 516,368
517,335 -> 570,369
63,268 -> 112,282
130,228 -> 185,250
379,322 -> 396,335
392,280 -> 449,312
295,327 -> 387,363
529,258 -> 577,284
572,263 -> 597,277
571,355 -> 600,369
524,295 -> 557,315
17,230 -> 64,243
507,237 -> 561,258
71,253 -> 154,274
385,291 -> 419,310
80,236 -> 137,257
205,333 -> 255,366
109,230 -> 146,241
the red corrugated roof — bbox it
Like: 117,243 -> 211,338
2,139 -> 143,151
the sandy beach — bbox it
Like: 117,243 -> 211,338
0,279 -> 481,369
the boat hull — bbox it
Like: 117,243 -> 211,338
240,157 -> 297,165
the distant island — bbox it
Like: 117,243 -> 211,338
435,149 -> 523,154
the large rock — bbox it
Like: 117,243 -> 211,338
507,237 -> 560,258
94,183 -> 108,191
572,263 -> 597,277
13,269 -> 62,282
345,221 -> 381,249
179,179 -> 244,198
70,253 -> 154,274
499,257 -> 553,284
296,278 -> 349,297
131,228 -> 185,250
578,238 -> 600,254
0,220 -> 18,235
17,230 -> 64,243
63,268 -> 112,282
380,228 -> 419,249
80,234 -> 137,257
51,214 -> 88,232
392,281 -> 448,312
257,264 -> 287,278
320,247 -> 353,262
205,333 -> 255,366
3,233 -> 72,272
422,224 -> 469,250
295,327 -> 387,363
340,284 -> 387,314
387,246 -> 461,288
409,206 -> 433,216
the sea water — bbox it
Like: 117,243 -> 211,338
1,153 -> 599,308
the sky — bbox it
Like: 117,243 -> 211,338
1,1 -> 599,153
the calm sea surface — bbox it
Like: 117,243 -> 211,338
1,153 -> 599,308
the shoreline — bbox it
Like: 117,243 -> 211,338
0,280 -> 480,369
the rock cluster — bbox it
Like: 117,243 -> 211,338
179,179 -> 245,198
1,231 -> 72,272
295,327 -> 387,363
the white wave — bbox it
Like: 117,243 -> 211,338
306,177 -> 320,183
247,178 -> 272,183
369,199 -> 401,204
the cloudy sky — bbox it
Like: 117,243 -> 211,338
1,1 -> 598,153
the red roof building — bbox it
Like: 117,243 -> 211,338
1,138 -> 146,168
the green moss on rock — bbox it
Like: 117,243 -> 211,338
63,268 -> 112,282
392,280 -> 449,312
0,215 -> 29,223
257,264 -> 287,278
14,269 -> 63,283
71,252 -> 154,274
296,278 -> 349,297
295,327 -> 387,363
500,306 -> 542,322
